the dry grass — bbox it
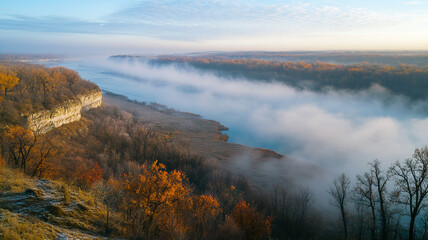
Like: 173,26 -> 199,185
0,165 -> 121,238
0,209 -> 56,240
78,188 -> 95,206
0,168 -> 33,193
62,185 -> 71,206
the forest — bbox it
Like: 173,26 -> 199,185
141,56 -> 428,101
2,61 -> 428,239
180,52 -> 428,67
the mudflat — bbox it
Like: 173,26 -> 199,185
102,92 -> 320,190
103,92 -> 282,162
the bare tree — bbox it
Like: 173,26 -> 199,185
30,133 -> 56,178
371,160 -> 390,240
355,170 -> 377,240
95,179 -> 121,236
329,173 -> 351,240
390,147 -> 428,240
354,160 -> 392,240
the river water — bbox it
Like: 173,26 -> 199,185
41,56 -> 428,182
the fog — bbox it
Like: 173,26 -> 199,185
49,57 -> 428,207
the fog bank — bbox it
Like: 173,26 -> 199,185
49,57 -> 428,205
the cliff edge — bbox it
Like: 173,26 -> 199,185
25,90 -> 102,133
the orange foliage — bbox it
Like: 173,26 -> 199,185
121,161 -> 193,238
0,155 -> 5,172
30,134 -> 58,179
232,200 -> 272,240
348,67 -> 364,72
193,194 -> 222,237
4,125 -> 36,171
193,195 -> 221,220
0,66 -> 19,97
77,162 -> 103,189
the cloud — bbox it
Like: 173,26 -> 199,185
404,1 -> 422,5
0,1 -> 419,41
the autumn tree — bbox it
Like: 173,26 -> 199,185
0,155 -> 5,172
329,173 -> 351,240
76,162 -> 103,189
4,125 -> 37,171
121,161 -> 193,239
30,133 -> 57,178
390,147 -> 428,240
231,200 -> 271,240
56,66 -> 80,89
31,68 -> 55,104
193,194 -> 222,238
0,69 -> 19,97
217,215 -> 244,240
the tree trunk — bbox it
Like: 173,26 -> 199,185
341,206 -> 348,240
409,215 -> 415,240
106,203 -> 110,235
370,203 -> 377,240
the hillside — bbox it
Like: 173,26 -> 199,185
0,167 -> 115,240
0,61 -> 98,124
0,62 -> 279,240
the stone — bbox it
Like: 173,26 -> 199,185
25,90 -> 102,133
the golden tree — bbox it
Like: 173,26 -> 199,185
193,194 -> 222,238
232,200 -> 271,240
4,125 -> 37,171
121,161 -> 193,239
0,67 -> 19,98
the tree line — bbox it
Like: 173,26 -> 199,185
0,61 -> 97,125
329,148 -> 428,240
145,56 -> 428,100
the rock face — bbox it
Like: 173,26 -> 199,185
26,90 -> 102,133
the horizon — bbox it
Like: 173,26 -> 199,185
1,0 -> 428,55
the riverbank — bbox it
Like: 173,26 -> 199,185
102,91 -> 320,191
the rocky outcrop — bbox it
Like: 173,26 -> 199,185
26,90 -> 102,133
79,90 -> 103,112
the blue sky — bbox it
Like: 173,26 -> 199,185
0,0 -> 427,55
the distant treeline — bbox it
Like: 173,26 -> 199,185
145,56 -> 428,100
190,51 -> 428,66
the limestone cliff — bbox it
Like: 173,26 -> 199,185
26,90 -> 102,133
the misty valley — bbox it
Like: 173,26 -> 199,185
2,51 -> 428,240
3,0 -> 428,238
10,52 -> 425,239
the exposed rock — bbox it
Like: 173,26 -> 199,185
46,204 -> 66,217
75,203 -> 88,212
24,188 -> 43,197
25,90 -> 102,133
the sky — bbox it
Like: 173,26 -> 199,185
0,0 -> 428,54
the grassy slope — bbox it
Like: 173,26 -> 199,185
0,167 -> 118,240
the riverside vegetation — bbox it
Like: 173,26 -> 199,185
2,60 -> 428,239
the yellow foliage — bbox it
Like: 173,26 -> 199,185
121,161 -> 193,238
0,66 -> 19,97
193,194 -> 221,222
232,200 -> 272,240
